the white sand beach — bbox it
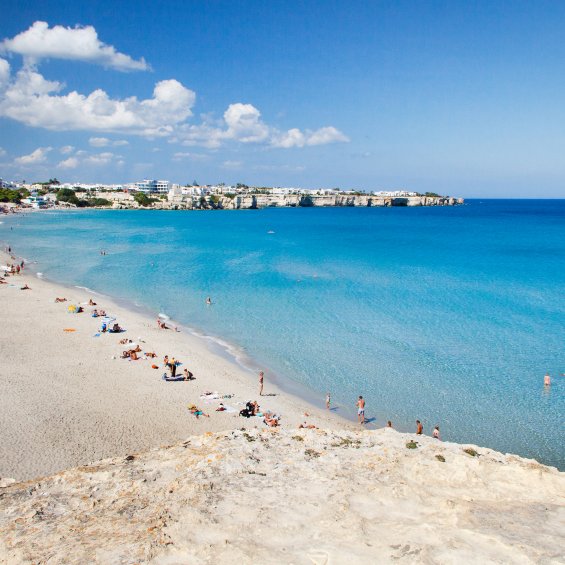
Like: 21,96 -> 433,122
0,250 -> 352,483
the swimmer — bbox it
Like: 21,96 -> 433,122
544,373 -> 551,386
206,297 -> 212,305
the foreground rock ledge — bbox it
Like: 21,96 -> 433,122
1,429 -> 563,564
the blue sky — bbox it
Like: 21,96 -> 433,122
1,0 -> 564,197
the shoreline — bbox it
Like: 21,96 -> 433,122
0,248 -> 355,482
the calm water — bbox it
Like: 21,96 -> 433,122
2,200 -> 564,468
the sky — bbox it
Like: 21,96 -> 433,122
1,0 -> 564,197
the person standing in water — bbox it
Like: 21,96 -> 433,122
325,392 -> 331,410
206,297 -> 212,305
356,396 -> 365,424
544,373 -> 551,386
433,425 -> 441,440
259,371 -> 264,396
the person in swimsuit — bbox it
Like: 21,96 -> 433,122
544,373 -> 551,386
416,420 -> 423,435
326,392 -> 331,410
356,396 -> 365,424
433,425 -> 440,440
259,371 -> 264,396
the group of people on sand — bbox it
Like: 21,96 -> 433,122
1,260 -> 26,287
161,354 -> 195,380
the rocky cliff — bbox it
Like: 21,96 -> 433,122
161,194 -> 464,210
1,428 -> 563,564
99,192 -> 463,210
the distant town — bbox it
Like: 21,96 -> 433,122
0,177 -> 460,210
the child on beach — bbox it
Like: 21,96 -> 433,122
356,396 -> 365,424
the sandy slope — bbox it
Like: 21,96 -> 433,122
0,251 -> 352,482
1,428 -> 563,564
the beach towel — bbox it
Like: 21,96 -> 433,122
200,392 -> 220,400
63,328 -> 76,332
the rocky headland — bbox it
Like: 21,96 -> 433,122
1,428 -> 563,564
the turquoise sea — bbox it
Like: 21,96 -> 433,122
2,200 -> 564,469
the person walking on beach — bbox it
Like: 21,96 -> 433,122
170,357 -> 177,378
259,371 -> 264,396
416,420 -> 423,435
326,392 -> 331,410
356,396 -> 365,424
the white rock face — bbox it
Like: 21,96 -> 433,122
109,193 -> 464,210
1,428 -> 563,564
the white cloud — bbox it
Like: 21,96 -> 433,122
89,137 -> 129,148
0,58 -> 9,88
0,67 -> 196,136
0,147 -> 6,157
172,151 -> 209,161
84,151 -> 115,165
1,21 -> 149,72
271,126 -> 349,148
60,145 -> 74,154
0,25 -> 349,151
306,126 -> 349,146
271,128 -> 306,148
89,137 -> 110,147
224,103 -> 269,143
222,160 -> 243,169
177,102 -> 348,149
57,156 -> 78,169
15,146 -> 52,165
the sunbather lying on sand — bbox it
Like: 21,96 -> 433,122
263,411 -> 280,427
121,349 -> 140,360
20,284 -> 31,290
55,297 -> 67,302
299,422 -> 317,429
188,404 -> 209,418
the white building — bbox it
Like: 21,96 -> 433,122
134,179 -> 171,193
21,194 -> 47,208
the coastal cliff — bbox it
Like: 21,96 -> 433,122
99,192 -> 463,210
1,428 -> 562,564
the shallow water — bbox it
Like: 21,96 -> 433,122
3,200 -> 564,468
